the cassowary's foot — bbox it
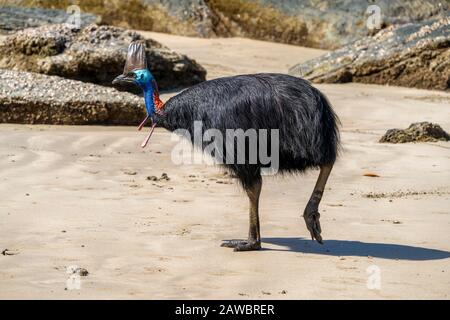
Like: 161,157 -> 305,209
221,239 -> 261,252
303,206 -> 323,244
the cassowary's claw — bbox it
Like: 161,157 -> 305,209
221,239 -> 261,252
304,210 -> 323,244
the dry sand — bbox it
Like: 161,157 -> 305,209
0,32 -> 449,299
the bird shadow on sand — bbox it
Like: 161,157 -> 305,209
261,237 -> 450,261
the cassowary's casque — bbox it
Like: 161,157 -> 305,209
113,41 -> 340,251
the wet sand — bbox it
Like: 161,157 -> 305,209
0,32 -> 449,299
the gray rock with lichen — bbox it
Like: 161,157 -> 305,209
143,0 -> 215,37
1,1 -> 447,48
380,122 -> 450,143
258,0 -> 449,48
0,23 -> 206,90
143,0 -> 448,48
289,16 -> 450,91
0,69 -> 145,125
0,6 -> 99,33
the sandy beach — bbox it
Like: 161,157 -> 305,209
0,32 -> 449,299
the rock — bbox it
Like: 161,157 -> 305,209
200,0 -> 309,46
8,1 -> 446,49
70,267 -> 89,277
143,0 -> 448,48
379,122 -> 450,143
146,173 -> 170,182
143,0 -> 216,38
255,0 -> 448,49
160,173 -> 170,181
290,16 -> 450,90
11,0 -> 207,39
0,23 -> 206,90
0,69 -> 146,125
0,6 -> 99,33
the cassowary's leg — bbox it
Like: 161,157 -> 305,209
304,164 -> 333,244
221,177 -> 262,252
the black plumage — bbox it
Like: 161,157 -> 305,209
157,73 -> 339,188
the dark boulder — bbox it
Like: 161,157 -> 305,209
0,69 -> 145,125
289,16 -> 450,91
0,23 -> 206,90
380,122 -> 450,143
0,6 -> 99,33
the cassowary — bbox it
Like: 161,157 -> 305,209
113,41 -> 340,251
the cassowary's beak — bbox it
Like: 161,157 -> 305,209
112,74 -> 135,86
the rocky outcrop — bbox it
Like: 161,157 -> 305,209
198,0 -> 309,46
0,6 -> 99,33
143,0 -> 216,37
380,122 -> 450,143
4,0 -> 447,48
142,0 -> 448,48
289,16 -> 450,91
0,69 -> 145,125
0,23 -> 207,90
256,0 -> 449,49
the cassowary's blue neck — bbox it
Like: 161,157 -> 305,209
142,83 -> 155,116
